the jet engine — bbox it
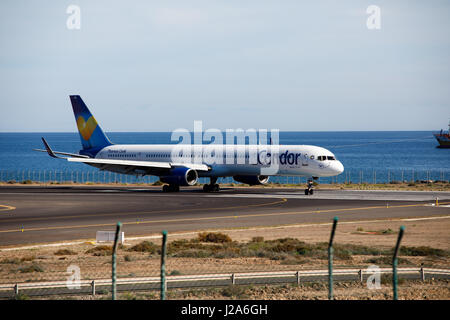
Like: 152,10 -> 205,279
160,167 -> 198,186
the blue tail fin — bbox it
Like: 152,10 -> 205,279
70,95 -> 112,152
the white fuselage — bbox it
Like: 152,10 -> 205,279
94,144 -> 344,178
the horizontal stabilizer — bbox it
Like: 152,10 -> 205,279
34,138 -> 90,159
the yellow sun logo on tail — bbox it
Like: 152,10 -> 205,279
77,116 -> 98,140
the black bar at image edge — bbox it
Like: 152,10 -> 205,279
1,300 -> 448,319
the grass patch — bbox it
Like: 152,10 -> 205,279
198,232 -> 232,243
333,243 -> 387,256
221,285 -> 249,299
20,256 -> 36,262
165,237 -> 395,261
364,256 -> 413,265
14,293 -> 30,300
18,264 -> 44,273
1,258 -> 21,264
381,274 -> 406,285
54,249 -> 77,256
127,241 -> 158,254
168,238 -> 240,258
398,246 -> 448,257
121,292 -> 138,300
85,245 -> 113,256
173,248 -> 213,258
141,236 -> 448,264
169,270 -> 182,276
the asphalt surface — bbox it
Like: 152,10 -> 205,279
0,185 -> 449,246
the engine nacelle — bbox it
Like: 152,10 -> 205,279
233,175 -> 269,185
160,167 -> 198,186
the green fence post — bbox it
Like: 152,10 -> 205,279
328,217 -> 339,300
393,226 -> 405,300
161,230 -> 168,300
112,222 -> 122,300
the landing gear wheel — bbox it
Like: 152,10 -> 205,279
163,185 -> 180,192
203,183 -> 220,192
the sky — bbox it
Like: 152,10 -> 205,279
0,0 -> 449,132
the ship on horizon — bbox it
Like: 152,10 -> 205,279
433,121 -> 450,148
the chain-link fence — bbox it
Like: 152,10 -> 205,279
0,169 -> 448,185
1,222 -> 449,300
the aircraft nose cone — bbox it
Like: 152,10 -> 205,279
335,161 -> 344,174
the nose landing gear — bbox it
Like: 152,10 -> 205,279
162,184 -> 180,192
304,179 -> 315,195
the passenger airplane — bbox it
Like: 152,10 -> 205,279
36,95 -> 344,194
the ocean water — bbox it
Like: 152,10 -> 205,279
0,131 -> 448,184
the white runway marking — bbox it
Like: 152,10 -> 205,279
207,190 -> 450,202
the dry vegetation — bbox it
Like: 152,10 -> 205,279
1,226 -> 449,300
20,279 -> 449,300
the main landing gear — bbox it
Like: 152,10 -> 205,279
203,177 -> 220,192
162,184 -> 180,192
304,179 -> 315,195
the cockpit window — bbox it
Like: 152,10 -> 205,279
317,155 -> 335,161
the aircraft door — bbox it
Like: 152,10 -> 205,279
302,153 -> 308,166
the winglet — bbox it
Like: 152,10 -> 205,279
41,137 -> 63,159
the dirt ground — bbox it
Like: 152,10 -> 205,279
0,217 -> 449,300
23,279 -> 449,300
158,280 -> 450,300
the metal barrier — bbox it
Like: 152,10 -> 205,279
1,267 -> 448,298
0,169 -> 448,185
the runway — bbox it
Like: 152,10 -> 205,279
0,185 -> 449,247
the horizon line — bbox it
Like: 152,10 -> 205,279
0,130 -> 439,134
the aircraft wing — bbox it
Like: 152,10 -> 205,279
67,157 -> 210,175
36,137 -> 210,175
